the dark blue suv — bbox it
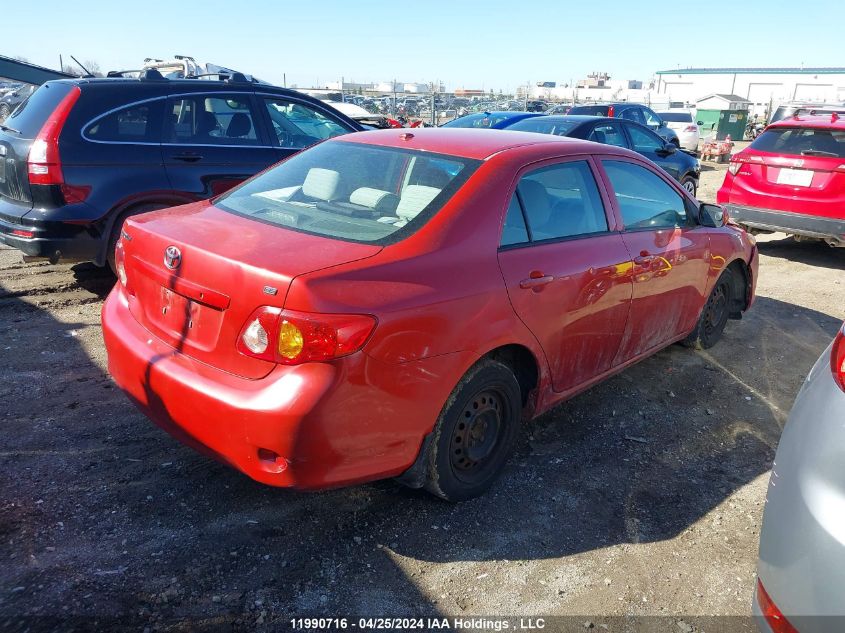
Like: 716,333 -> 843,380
0,72 -> 362,270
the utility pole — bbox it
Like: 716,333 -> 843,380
524,79 -> 529,110
392,78 -> 397,118
283,73 -> 286,88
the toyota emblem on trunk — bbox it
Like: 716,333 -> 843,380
164,245 -> 182,270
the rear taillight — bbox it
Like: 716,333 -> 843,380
684,125 -> 698,132
114,240 -> 127,287
27,86 -> 81,186
831,323 -> 845,392
728,161 -> 741,175
756,579 -> 798,633
237,307 -> 376,365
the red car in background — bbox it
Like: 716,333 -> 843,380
102,129 -> 758,501
718,112 -> 845,247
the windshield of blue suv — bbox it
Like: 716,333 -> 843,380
215,141 -> 480,244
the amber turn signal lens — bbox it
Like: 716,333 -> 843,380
278,320 -> 305,359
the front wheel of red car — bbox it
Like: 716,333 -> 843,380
682,269 -> 734,350
424,359 -> 521,502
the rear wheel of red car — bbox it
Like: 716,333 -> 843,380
683,269 -> 734,350
424,359 -> 521,502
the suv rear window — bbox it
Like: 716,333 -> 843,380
5,82 -> 74,137
216,141 -> 480,244
750,127 -> 845,158
567,105 -> 610,116
658,112 -> 693,123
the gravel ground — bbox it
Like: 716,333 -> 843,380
1,156 -> 843,631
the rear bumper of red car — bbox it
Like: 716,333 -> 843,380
726,204 -> 845,244
102,286 -> 474,489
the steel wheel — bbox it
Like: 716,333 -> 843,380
449,388 -> 507,482
682,178 -> 697,196
423,359 -> 521,501
682,270 -> 735,350
702,279 -> 729,339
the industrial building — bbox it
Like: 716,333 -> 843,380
655,67 -> 845,116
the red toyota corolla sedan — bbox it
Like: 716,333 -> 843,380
102,128 -> 758,501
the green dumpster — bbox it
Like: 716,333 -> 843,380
696,109 -> 748,141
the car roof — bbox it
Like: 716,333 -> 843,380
333,127 -> 618,160
536,115 -> 613,123
49,76 -> 300,96
768,114 -> 845,130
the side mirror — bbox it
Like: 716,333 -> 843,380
696,120 -> 704,125
699,203 -> 727,227
657,143 -> 676,156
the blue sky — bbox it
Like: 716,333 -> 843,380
3,0 -> 843,92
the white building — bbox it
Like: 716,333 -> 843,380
655,67 -> 845,116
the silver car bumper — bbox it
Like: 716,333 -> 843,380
757,342 -> 845,632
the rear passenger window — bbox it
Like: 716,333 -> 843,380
589,123 -> 627,148
603,160 -> 687,229
627,125 -> 664,152
166,95 -> 260,145
500,194 -> 529,246
85,102 -> 162,142
515,161 -> 608,241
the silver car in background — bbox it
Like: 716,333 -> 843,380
755,322 -> 845,633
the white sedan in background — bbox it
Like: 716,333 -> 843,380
658,110 -> 700,152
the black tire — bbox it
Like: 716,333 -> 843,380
105,203 -> 168,273
683,269 -> 734,350
670,137 -> 680,147
0,104 -> 10,122
424,359 -> 521,502
681,176 -> 697,197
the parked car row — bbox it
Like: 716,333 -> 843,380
0,82 -> 35,122
443,111 -> 700,194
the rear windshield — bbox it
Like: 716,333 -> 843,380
5,82 -> 74,137
750,127 -> 845,158
657,112 -> 693,123
506,118 -> 580,136
443,113 -> 515,128
215,141 -> 480,244
567,105 -> 610,116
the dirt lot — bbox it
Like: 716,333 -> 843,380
1,156 -> 844,631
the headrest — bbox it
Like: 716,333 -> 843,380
227,113 -> 252,138
302,168 -> 341,201
349,187 -> 399,214
396,185 -> 441,221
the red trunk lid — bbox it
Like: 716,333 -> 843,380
120,201 -> 382,379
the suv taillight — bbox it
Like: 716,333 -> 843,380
237,307 -> 376,365
27,86 -> 81,186
728,159 -> 742,175
831,323 -> 845,392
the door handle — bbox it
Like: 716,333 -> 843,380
633,249 -> 655,266
519,274 -> 554,289
171,152 -> 203,162
633,255 -> 655,266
